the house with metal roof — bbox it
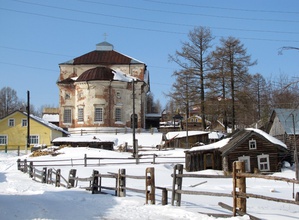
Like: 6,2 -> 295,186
266,108 -> 299,150
57,41 -> 150,134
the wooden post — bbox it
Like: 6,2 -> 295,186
152,154 -> 156,164
161,188 -> 168,205
42,167 -> 47,183
145,167 -> 155,204
55,169 -> 61,187
17,159 -> 21,170
171,164 -> 183,206
29,161 -> 33,178
17,146 -> 20,156
23,159 -> 27,173
47,168 -> 52,184
68,169 -> 77,188
117,169 -> 126,197
5,145 -> 7,153
91,170 -> 99,194
232,161 -> 246,216
84,154 -> 87,167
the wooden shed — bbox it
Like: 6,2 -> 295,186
165,131 -> 209,149
185,138 -> 230,172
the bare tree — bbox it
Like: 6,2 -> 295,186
0,87 -> 22,118
211,37 -> 256,131
168,26 -> 214,129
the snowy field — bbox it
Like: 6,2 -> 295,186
1,147 -> 299,220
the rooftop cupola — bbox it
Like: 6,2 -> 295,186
96,41 -> 114,51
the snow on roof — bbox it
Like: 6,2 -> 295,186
53,133 -> 163,148
166,131 -> 209,139
245,128 -> 287,148
53,135 -> 117,144
208,131 -> 224,139
112,69 -> 137,82
28,113 -> 69,135
42,114 -> 59,122
188,138 -> 231,152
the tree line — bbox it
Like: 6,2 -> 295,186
0,87 -> 53,118
165,26 -> 299,131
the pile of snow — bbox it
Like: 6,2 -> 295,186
1,147 -> 299,219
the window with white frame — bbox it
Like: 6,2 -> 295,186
94,107 -> 103,122
22,119 -> 27,127
257,154 -> 270,171
8,118 -> 15,127
115,108 -> 122,122
78,107 -> 84,122
0,135 -> 7,145
29,135 -> 39,145
238,156 -> 251,172
64,108 -> 72,124
249,139 -> 257,150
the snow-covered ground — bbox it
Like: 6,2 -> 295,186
1,146 -> 299,220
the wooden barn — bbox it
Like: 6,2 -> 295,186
185,128 -> 290,173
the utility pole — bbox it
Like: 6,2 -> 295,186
132,79 -> 138,163
26,91 -> 30,154
291,114 -> 299,180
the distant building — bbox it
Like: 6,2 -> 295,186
42,108 -> 59,126
57,41 -> 150,133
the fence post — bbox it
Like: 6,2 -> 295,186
152,154 -> 156,164
29,162 -> 33,178
91,170 -> 99,194
68,169 -> 77,188
47,168 -> 52,184
17,159 -> 21,170
23,159 -> 28,173
232,161 -> 246,216
84,154 -> 87,167
56,169 -> 61,187
42,167 -> 47,183
18,146 -> 20,156
145,167 -> 155,205
161,188 -> 168,205
117,169 -> 126,197
171,164 -> 183,206
5,145 -> 7,153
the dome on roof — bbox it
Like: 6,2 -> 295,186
96,41 -> 114,51
76,67 -> 115,82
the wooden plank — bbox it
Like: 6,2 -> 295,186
218,202 -> 261,220
189,181 -> 207,187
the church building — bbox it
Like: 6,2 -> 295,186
57,41 -> 150,133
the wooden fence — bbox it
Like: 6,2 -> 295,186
16,159 -> 299,219
1,145 -> 21,156
17,159 -> 156,204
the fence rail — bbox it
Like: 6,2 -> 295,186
16,159 -> 299,219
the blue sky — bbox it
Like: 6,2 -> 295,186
1,0 -> 298,110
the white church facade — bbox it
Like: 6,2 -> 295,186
57,42 -> 150,133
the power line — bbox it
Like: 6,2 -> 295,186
1,7 -> 299,44
11,0 -> 299,35
144,0 -> 299,15
79,0 -> 299,23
